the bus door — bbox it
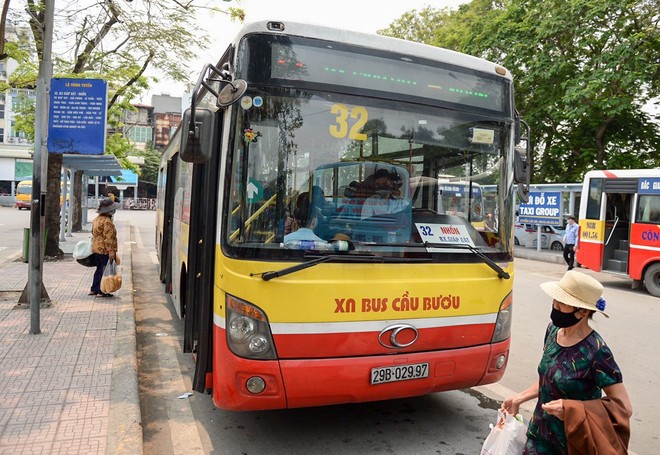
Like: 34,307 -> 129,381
600,180 -> 636,274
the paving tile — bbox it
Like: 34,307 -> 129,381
0,442 -> 53,455
0,377 -> 31,394
11,404 -> 64,425
27,374 -> 72,392
38,355 -> 79,367
50,437 -> 106,455
16,390 -> 68,408
70,373 -> 111,389
54,417 -> 107,441
60,400 -> 109,421
65,386 -> 111,404
0,421 -> 59,445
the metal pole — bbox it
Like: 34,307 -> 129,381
29,0 -> 54,334
66,169 -> 73,237
82,173 -> 88,225
60,168 -> 67,242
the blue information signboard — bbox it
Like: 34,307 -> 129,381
47,78 -> 107,155
517,191 -> 563,226
638,177 -> 660,195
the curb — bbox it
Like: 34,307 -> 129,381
106,227 -> 143,455
0,250 -> 22,270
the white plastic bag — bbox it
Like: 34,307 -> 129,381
481,410 -> 527,455
73,237 -> 93,259
100,259 -> 122,293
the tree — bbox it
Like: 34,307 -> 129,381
7,0 -> 243,255
380,0 -> 660,184
136,145 -> 161,185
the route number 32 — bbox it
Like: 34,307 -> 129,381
329,103 -> 368,141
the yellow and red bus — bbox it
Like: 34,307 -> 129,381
576,169 -> 660,297
156,21 -> 530,410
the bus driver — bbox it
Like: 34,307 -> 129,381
361,169 -> 409,220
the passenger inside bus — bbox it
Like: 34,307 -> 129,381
283,192 -> 327,243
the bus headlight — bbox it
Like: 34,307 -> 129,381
226,294 -> 277,360
248,335 -> 270,354
229,316 -> 256,341
492,293 -> 512,343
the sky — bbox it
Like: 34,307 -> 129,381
142,0 -> 466,103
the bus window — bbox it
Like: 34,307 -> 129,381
585,178 -> 603,220
638,195 -> 660,224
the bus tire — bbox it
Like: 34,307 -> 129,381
644,263 -> 660,297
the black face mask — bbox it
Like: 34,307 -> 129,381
551,307 -> 581,328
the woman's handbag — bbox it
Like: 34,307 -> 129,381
73,237 -> 93,259
100,259 -> 122,293
73,237 -> 95,267
481,410 -> 527,455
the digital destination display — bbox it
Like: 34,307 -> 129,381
270,42 -> 508,113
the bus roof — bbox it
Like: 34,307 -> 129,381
232,20 -> 513,81
583,169 -> 660,179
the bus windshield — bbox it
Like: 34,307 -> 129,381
224,88 -> 508,259
16,184 -> 32,195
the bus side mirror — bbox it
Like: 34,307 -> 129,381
514,146 -> 530,203
180,108 -> 214,163
514,119 -> 531,203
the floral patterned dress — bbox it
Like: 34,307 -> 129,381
524,324 -> 623,454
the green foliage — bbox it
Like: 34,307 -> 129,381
136,147 -> 162,184
381,0 -> 660,183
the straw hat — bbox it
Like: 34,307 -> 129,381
97,197 -> 120,214
540,270 -> 608,317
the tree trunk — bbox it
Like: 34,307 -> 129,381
595,118 -> 613,168
45,153 -> 63,257
72,170 -> 83,231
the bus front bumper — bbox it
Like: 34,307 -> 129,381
212,332 -> 509,411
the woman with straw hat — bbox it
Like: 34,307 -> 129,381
89,197 -> 119,297
501,270 -> 632,454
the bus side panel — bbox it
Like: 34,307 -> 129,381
577,219 -> 605,272
629,223 -> 660,280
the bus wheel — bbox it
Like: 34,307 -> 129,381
644,263 -> 660,297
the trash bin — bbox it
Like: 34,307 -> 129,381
22,228 -> 48,262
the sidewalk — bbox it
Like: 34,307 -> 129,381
0,220 -> 141,455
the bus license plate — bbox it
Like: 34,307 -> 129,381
371,363 -> 429,385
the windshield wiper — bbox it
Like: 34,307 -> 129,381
423,242 -> 510,279
256,254 -> 384,281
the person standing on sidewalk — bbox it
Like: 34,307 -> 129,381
89,197 -> 119,297
563,215 -> 579,270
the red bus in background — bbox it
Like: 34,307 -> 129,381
576,169 -> 660,297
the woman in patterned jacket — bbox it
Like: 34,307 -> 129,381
501,270 -> 632,454
89,197 -> 119,297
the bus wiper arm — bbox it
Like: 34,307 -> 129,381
257,254 -> 384,281
423,242 -> 510,280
